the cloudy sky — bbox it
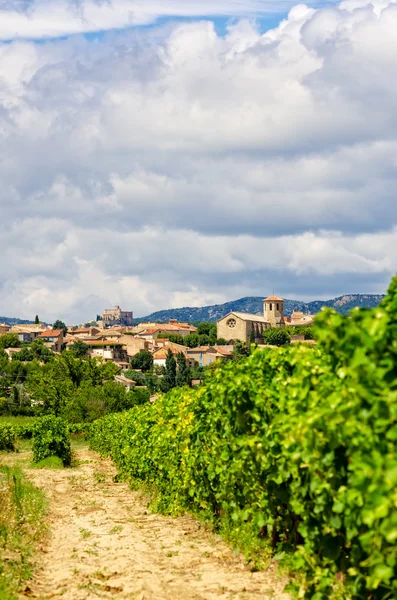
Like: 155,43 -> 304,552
0,0 -> 396,323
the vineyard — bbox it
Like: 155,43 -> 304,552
89,277 -> 397,599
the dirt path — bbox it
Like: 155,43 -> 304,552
18,448 -> 290,600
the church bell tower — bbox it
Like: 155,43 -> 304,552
263,296 -> 285,328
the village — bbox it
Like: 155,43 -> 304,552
0,297 -> 315,392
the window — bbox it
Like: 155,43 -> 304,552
270,303 -> 272,311
227,318 -> 236,328
277,303 -> 279,311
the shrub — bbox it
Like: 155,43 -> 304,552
262,327 -> 291,346
130,350 -> 154,372
68,422 -> 89,435
32,416 -> 71,466
89,276 -> 397,600
0,424 -> 16,451
16,423 -> 35,439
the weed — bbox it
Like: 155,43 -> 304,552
109,525 -> 123,535
32,456 -> 64,469
93,470 -> 106,484
0,466 -> 47,599
79,528 -> 92,539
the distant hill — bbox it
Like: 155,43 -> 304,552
0,316 -> 34,326
136,294 -> 386,324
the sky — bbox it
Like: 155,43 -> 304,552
0,0 -> 396,323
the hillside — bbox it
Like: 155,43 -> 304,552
0,316 -> 34,326
136,293 -> 386,323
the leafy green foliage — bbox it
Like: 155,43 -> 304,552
161,350 -> 177,393
130,350 -> 154,372
32,416 -> 71,466
232,340 -> 251,360
52,319 -> 68,335
11,338 -> 54,363
89,276 -> 397,600
129,387 -> 151,405
158,324 -> 225,348
0,423 -> 16,451
0,334 -> 21,350
25,353 -> 122,421
176,352 -> 191,388
262,327 -> 291,346
286,325 -> 314,340
69,340 -> 89,357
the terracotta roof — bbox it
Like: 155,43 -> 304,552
40,329 -> 63,337
153,347 -> 180,358
263,296 -> 284,301
186,346 -> 210,352
214,347 -> 233,356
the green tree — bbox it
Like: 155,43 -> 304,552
30,338 -> 54,363
130,350 -> 154,372
197,322 -> 217,336
263,328 -> 291,346
0,349 -> 8,373
52,320 -> 68,335
12,347 -> 34,362
286,325 -> 314,340
176,353 -> 191,388
0,334 -> 21,350
69,340 -> 89,358
34,315 -> 40,324
26,359 -> 73,416
12,339 -> 53,363
128,387 -> 150,406
161,350 -> 176,393
183,334 -> 200,348
232,340 -> 251,361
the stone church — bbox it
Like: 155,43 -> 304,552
217,296 -> 285,343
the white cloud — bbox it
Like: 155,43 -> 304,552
0,0 -> 396,321
0,0 -> 318,40
0,223 -> 395,321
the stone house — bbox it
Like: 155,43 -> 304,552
39,329 -> 64,353
118,335 -> 151,358
152,346 -> 180,368
186,346 -> 233,367
84,341 -> 128,363
115,374 -> 136,391
68,327 -> 100,339
137,321 -> 197,341
290,311 -> 315,326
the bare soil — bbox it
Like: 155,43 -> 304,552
17,448 -> 290,600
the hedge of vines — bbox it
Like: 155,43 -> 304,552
32,416 -> 72,466
89,276 -> 397,600
0,424 -> 16,451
